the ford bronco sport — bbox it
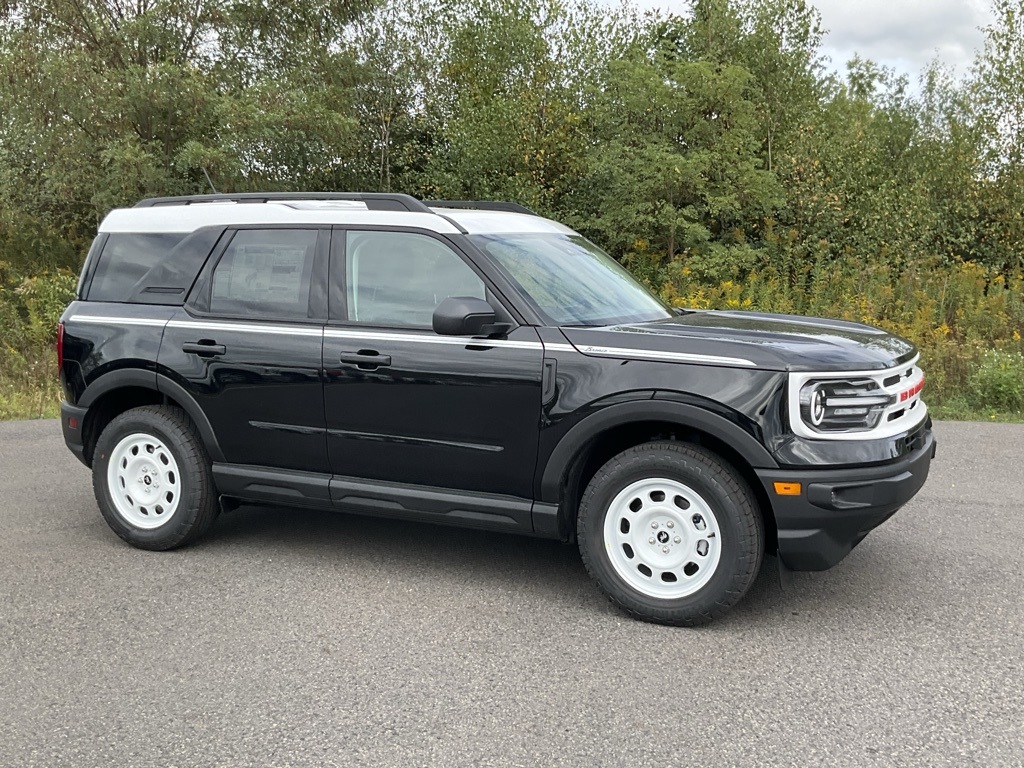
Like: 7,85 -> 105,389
59,193 -> 935,625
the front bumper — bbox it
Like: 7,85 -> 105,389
756,428 -> 935,570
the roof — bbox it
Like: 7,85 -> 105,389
97,197 -> 578,237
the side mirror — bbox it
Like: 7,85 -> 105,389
433,296 -> 501,336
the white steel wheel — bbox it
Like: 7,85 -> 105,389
580,441 -> 763,625
105,432 -> 181,530
603,477 -> 722,599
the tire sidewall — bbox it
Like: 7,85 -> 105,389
93,410 -> 201,548
580,446 -> 760,619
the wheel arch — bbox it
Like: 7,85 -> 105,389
539,400 -> 779,548
78,369 -> 224,464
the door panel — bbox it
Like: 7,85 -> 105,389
324,327 -> 543,497
161,316 -> 327,472
161,227 -> 329,473
324,228 -> 543,500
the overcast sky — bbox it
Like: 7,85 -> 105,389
633,0 -> 995,82
813,0 -> 992,80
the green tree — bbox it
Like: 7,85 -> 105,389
575,30 -> 782,283
406,0 -> 629,213
0,0 -> 376,270
964,0 -> 1024,272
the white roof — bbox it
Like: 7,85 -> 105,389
98,200 -> 578,237
430,207 -> 577,236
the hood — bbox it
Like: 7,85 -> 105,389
560,310 -> 917,372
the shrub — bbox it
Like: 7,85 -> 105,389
658,254 -> 1024,415
967,349 -> 1024,413
0,270 -> 77,420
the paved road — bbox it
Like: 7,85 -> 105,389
0,420 -> 1021,767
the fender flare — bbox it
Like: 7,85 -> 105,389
539,399 -> 778,503
78,369 -> 225,462
78,368 -> 157,408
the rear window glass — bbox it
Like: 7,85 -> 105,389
88,233 -> 186,302
209,229 -> 318,319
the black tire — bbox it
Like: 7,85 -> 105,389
578,441 -> 763,626
92,405 -> 218,551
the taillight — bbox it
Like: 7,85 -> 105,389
57,322 -> 65,373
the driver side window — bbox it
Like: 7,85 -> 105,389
343,231 -> 485,328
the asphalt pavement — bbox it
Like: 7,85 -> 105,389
0,419 -> 1021,767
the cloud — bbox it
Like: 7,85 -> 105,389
623,0 -> 994,81
815,0 -> 993,77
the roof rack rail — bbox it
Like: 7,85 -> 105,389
134,192 -> 434,213
424,200 -> 537,216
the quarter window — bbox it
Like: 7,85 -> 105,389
344,231 -> 485,328
88,233 -> 186,302
209,229 -> 318,319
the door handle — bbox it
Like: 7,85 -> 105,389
339,350 -> 392,369
182,341 -> 227,356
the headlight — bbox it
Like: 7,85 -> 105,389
798,379 -> 894,433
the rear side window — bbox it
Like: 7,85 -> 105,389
87,234 -> 186,302
209,229 -> 318,320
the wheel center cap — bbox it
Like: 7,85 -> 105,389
143,476 -> 152,486
656,530 -> 670,544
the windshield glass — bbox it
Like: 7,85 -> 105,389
470,234 -> 672,327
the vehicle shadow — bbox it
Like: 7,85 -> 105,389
202,503 -> 811,625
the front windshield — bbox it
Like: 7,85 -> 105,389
470,234 -> 672,327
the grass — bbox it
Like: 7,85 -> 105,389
0,377 -> 62,420
929,401 -> 1024,424
0,349 -> 63,420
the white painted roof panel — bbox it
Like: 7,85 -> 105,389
97,199 -> 582,237
99,204 -> 461,234
430,208 -> 578,235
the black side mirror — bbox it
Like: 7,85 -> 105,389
433,297 -> 504,336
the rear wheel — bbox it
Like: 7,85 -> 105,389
578,441 -> 763,625
92,405 -> 217,550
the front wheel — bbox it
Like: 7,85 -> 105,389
578,441 -> 763,625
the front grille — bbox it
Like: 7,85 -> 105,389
788,356 -> 928,441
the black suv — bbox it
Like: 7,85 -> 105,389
59,193 -> 935,625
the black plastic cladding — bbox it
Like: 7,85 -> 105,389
59,197 -> 934,572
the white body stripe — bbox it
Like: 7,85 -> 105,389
166,319 -> 322,337
70,314 -> 759,366
541,343 -> 577,354
323,328 -> 541,350
573,344 -> 756,368
69,315 -> 167,327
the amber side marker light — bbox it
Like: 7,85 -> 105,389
773,482 -> 802,496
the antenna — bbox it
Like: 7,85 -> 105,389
201,168 -> 218,194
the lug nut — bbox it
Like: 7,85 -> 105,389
662,546 -> 670,554
648,537 -> 655,545
651,521 -> 659,529
666,520 -> 674,529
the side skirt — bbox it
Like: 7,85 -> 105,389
211,464 -> 544,537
